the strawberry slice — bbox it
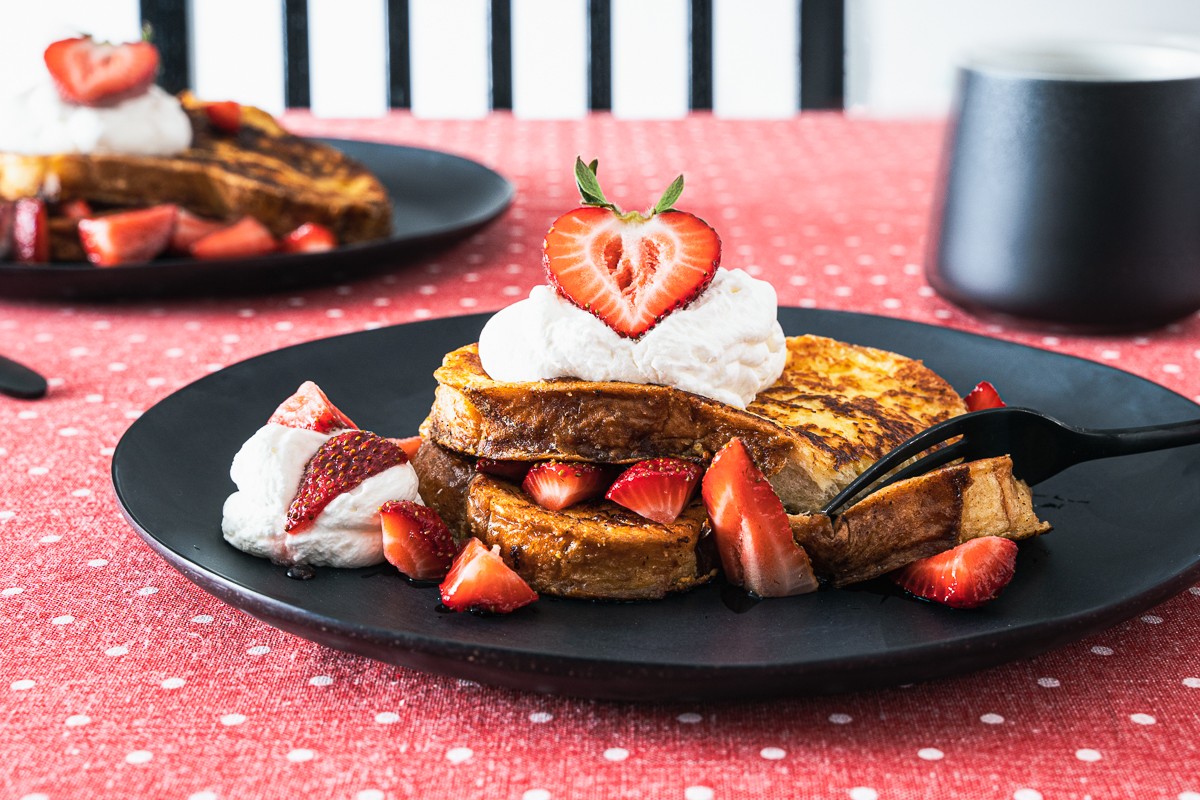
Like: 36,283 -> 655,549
268,381 -> 357,432
190,216 -> 276,260
169,209 -> 226,254
543,158 -> 720,338
281,222 -> 337,253
605,457 -> 703,524
521,461 -> 609,511
391,436 -> 423,461
0,201 -> 14,260
58,199 -> 94,222
439,538 -> 538,614
13,198 -> 50,263
380,500 -> 457,582
77,204 -> 177,266
285,430 -> 408,533
44,36 -> 159,107
476,458 -> 531,483
204,100 -> 241,134
701,438 -> 818,598
893,536 -> 1018,609
964,380 -> 1006,411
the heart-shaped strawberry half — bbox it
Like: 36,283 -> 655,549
543,159 -> 720,338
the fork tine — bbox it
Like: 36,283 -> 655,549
819,415 -> 970,515
869,439 -> 967,491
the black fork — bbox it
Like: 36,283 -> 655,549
820,407 -> 1200,516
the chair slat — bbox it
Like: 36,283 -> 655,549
714,0 -> 800,118
611,0 -> 690,118
309,0 -> 389,117
409,0 -> 491,118
512,0 -> 588,118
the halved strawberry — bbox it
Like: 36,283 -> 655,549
285,430 -> 408,533
476,458 -> 532,483
893,536 -> 1018,609
44,36 -> 159,107
281,222 -> 337,253
701,438 -> 818,598
169,208 -> 226,254
58,199 -> 93,222
204,100 -> 241,134
14,198 -> 50,263
380,500 -> 457,581
964,380 -> 1006,411
543,158 -> 720,338
521,461 -> 609,511
268,381 -> 357,432
78,204 -> 177,266
439,538 -> 538,614
391,436 -> 423,461
606,457 -> 703,524
190,216 -> 276,260
0,201 -> 14,260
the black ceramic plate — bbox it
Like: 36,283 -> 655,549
112,309 -> 1200,701
0,141 -> 514,300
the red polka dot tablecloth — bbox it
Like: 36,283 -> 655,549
3,112 -> 1199,800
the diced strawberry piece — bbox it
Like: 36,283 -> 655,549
893,536 -> 1018,609
391,436 -> 423,461
542,159 -> 720,338
77,204 -> 177,267
190,216 -> 276,260
964,380 -> 1006,411
476,458 -> 531,483
280,222 -> 337,253
204,100 -> 241,134
285,431 -> 408,533
701,438 -> 818,598
521,461 -> 609,511
268,381 -> 357,432
0,201 -> 14,260
14,198 -> 50,263
605,457 -> 703,524
44,36 -> 159,107
169,208 -> 226,254
58,199 -> 93,222
380,500 -> 457,582
439,538 -> 538,614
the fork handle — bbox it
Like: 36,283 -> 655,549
1091,417 -> 1200,457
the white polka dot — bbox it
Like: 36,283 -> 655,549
192,615 -> 213,624
87,559 -> 108,568
41,534 -> 61,543
1141,615 -> 1163,624
1091,646 -> 1114,656
21,794 -> 50,800
980,713 -> 1005,725
1178,793 -> 1200,800
220,714 -> 247,726
1184,677 -> 1200,688
677,712 -> 702,724
529,711 -> 553,723
882,298 -> 902,309
685,788 -> 715,800
165,347 -> 185,358
603,747 -> 629,762
65,714 -> 90,726
51,615 -> 74,625
137,587 -> 158,596
274,322 -> 294,332
356,791 -> 385,800
286,748 -> 315,762
1013,791 -> 1043,800
58,427 -> 80,437
1076,748 -> 1102,762
105,646 -> 128,657
71,488 -> 92,498
918,747 -> 944,761
17,410 -> 37,420
1037,677 -> 1060,688
125,750 -> 153,764
459,297 -> 479,308
522,790 -> 551,800
2,587 -> 23,597
161,678 -> 185,689
222,333 -> 240,344
1163,363 -> 1183,374
11,679 -> 35,691
108,362 -> 127,372
247,645 -> 270,655
84,393 -> 103,403
189,793 -> 218,800
760,746 -> 786,760
309,675 -> 333,686
1190,587 -> 1200,596
849,789 -> 878,800
375,712 -> 400,724
28,467 -> 48,476
1130,713 -> 1156,725
829,713 -> 852,724
446,747 -> 473,764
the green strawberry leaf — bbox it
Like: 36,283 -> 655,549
574,157 -> 619,212
652,174 -> 685,215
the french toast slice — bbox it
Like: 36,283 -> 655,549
789,455 -> 1051,587
420,334 -> 967,513
413,441 -> 717,600
0,93 -> 391,249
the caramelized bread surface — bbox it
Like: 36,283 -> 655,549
420,335 -> 967,513
790,455 -> 1051,587
413,441 -> 716,600
0,93 -> 392,246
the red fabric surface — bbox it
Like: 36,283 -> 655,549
3,112 -> 1199,800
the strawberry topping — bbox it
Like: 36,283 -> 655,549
380,500 -> 458,582
391,436 -> 423,461
13,198 -> 50,263
543,158 -> 720,338
476,457 -> 532,483
44,36 -> 160,107
169,209 -> 226,254
78,204 -> 177,266
893,536 -> 1018,609
439,538 -> 538,614
964,380 -> 1006,411
701,437 -> 818,598
281,222 -> 337,253
190,216 -> 276,260
268,381 -> 357,433
204,100 -> 241,134
521,461 -> 609,511
58,199 -> 94,222
605,457 -> 703,524
285,430 -> 408,533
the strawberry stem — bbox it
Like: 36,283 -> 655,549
573,157 -> 688,220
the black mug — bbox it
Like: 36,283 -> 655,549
927,41 -> 1200,332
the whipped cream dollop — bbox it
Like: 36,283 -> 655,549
0,78 -> 192,156
221,424 -> 421,568
478,268 -> 787,408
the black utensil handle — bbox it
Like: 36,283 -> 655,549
0,355 -> 48,399
1097,418 -> 1200,457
